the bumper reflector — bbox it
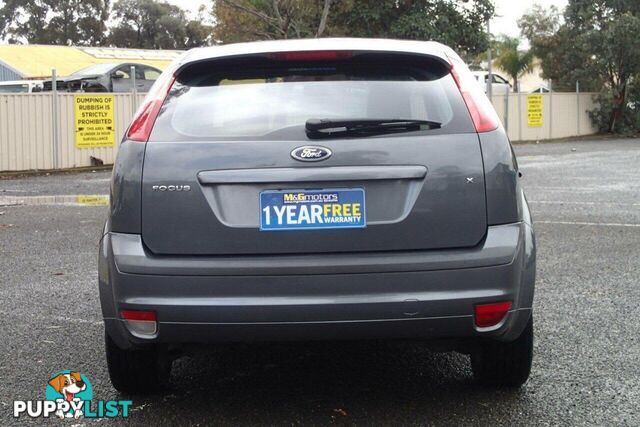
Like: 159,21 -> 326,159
120,310 -> 157,337
474,301 -> 512,328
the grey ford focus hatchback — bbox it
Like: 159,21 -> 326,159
99,38 -> 535,393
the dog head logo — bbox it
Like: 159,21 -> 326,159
48,372 -> 86,401
45,371 -> 92,419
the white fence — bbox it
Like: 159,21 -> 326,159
491,92 -> 598,142
0,92 -> 599,172
0,93 -> 144,172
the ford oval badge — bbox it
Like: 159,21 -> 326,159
291,146 -> 332,162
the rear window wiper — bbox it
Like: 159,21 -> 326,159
305,118 -> 441,139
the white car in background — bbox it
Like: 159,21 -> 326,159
471,71 -> 511,95
0,80 -> 44,93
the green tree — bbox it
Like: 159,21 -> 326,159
518,4 -> 560,42
0,0 -> 108,45
185,6 -> 215,48
570,4 -> 640,132
519,0 -> 640,133
109,0 -> 212,49
518,4 -> 599,91
333,0 -> 493,57
213,0 -> 333,41
493,36 -> 533,92
213,0 -> 494,57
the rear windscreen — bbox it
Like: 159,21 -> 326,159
151,53 -> 474,141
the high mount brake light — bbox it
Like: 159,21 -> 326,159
268,50 -> 353,61
447,55 -> 500,133
126,72 -> 176,142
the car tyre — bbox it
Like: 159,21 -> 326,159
105,331 -> 171,394
471,315 -> 533,387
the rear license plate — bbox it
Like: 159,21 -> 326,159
260,188 -> 366,231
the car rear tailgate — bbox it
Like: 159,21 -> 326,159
141,133 -> 486,255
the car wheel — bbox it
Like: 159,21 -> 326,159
105,331 -> 171,394
471,315 -> 533,387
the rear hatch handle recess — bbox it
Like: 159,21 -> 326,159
197,165 -> 428,184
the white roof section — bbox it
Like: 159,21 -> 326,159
180,38 -> 454,66
79,47 -> 183,61
0,79 -> 43,85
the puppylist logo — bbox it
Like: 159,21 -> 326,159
13,370 -> 132,420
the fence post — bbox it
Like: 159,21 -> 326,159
486,19 -> 493,101
130,65 -> 137,114
504,87 -> 509,133
51,69 -> 59,169
576,81 -> 581,135
517,92 -> 522,141
548,79 -> 553,140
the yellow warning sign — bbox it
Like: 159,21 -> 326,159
527,94 -> 543,127
74,95 -> 116,148
76,195 -> 110,206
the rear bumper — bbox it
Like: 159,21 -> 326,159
99,223 -> 535,349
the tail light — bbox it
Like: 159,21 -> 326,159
474,301 -> 512,328
268,50 -> 353,61
126,70 -> 176,142
120,309 -> 157,337
447,54 -> 500,133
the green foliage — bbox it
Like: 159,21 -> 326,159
214,0 -> 495,57
572,2 -> 640,132
517,4 -> 591,91
0,0 -> 212,48
213,0 -> 333,41
334,0 -> 493,55
518,4 -> 560,42
109,0 -> 212,49
492,36 -> 533,92
1,0 -> 493,57
0,0 -> 108,45
520,0 -> 640,133
589,85 -> 640,135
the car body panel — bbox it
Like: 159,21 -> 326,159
42,62 -> 161,92
140,133 -> 488,255
471,71 -> 511,95
99,222 -> 535,349
110,223 -> 521,276
101,38 -> 535,351
179,38 -> 452,69
109,141 -> 145,233
478,129 -> 520,225
0,80 -> 43,93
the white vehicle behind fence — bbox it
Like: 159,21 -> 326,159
470,71 -> 511,95
0,80 -> 44,93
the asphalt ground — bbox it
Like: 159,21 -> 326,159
0,138 -> 638,426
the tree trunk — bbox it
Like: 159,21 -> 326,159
513,75 -> 518,93
608,85 -> 626,133
316,0 -> 332,37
